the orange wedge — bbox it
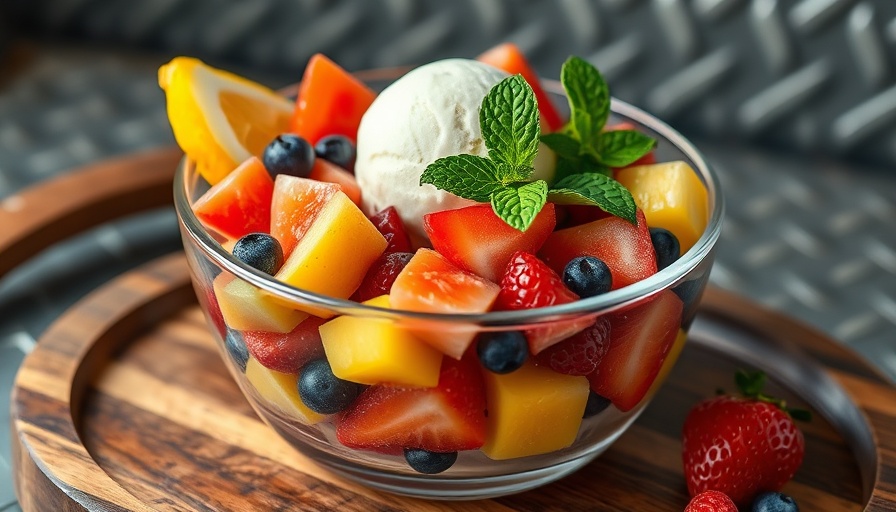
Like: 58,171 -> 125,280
158,57 -> 293,185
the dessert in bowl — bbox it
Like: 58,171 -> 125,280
165,44 -> 723,499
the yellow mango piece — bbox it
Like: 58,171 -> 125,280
481,361 -> 590,460
245,357 -> 327,425
645,329 -> 688,401
274,191 -> 387,318
615,161 -> 708,254
319,295 -> 443,387
213,273 -> 307,333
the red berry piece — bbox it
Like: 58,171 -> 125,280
352,252 -> 414,303
495,251 -> 578,311
242,316 -> 327,374
685,490 -> 737,512
682,372 -> 806,508
535,317 -> 610,376
369,206 -> 412,253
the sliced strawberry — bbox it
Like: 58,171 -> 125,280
369,206 -> 412,254
193,157 -> 274,240
535,317 -> 610,375
336,354 -> 487,454
308,158 -> 362,207
270,174 -> 341,258
352,251 -> 414,303
477,43 -> 565,131
424,203 -> 556,283
587,290 -> 683,411
390,248 -> 500,359
242,316 -> 327,374
539,209 -> 657,290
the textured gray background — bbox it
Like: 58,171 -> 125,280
2,0 -> 896,509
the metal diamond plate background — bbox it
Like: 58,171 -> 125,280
1,0 -> 896,507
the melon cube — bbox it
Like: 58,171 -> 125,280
274,191 -> 387,317
245,357 -> 327,425
270,174 -> 341,258
480,360 -> 589,460
615,161 -> 708,254
319,295 -> 443,387
213,273 -> 307,333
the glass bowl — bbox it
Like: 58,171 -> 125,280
173,68 -> 724,500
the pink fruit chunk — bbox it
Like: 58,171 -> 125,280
352,251 -> 414,303
423,203 -> 556,283
539,209 -> 657,290
535,317 -> 610,376
269,174 -> 341,258
242,316 -> 327,374
389,248 -> 500,359
587,290 -> 683,411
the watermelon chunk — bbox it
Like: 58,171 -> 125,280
289,53 -> 376,144
269,174 -> 341,258
192,157 -> 274,240
389,248 -> 500,359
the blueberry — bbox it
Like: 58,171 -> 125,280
224,331 -> 249,373
751,492 -> 799,512
649,227 -> 680,271
263,134 -> 315,178
477,331 -> 528,374
298,359 -> 362,414
232,233 -> 284,275
583,391 -> 612,418
314,135 -> 356,172
563,256 -> 612,298
404,448 -> 457,474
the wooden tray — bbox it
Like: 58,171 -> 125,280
5,150 -> 896,511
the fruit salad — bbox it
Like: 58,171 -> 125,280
163,43 -> 717,486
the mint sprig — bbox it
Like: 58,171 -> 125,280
538,56 -> 658,224
421,57 -> 654,231
421,74 -> 547,232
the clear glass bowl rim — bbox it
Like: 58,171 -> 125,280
173,66 -> 725,326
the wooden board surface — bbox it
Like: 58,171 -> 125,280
10,253 -> 896,511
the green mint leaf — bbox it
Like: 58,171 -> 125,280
596,130 -> 657,167
495,162 -> 533,184
420,154 -> 503,202
540,132 -> 581,160
552,153 -> 611,184
480,74 -> 540,170
490,180 -> 548,232
561,56 -> 610,143
548,173 -> 637,224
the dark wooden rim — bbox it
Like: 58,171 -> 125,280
4,149 -> 896,510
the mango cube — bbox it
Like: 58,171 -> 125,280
319,295 -> 443,387
213,273 -> 307,333
481,361 -> 590,460
615,161 -> 708,254
244,357 -> 327,425
275,191 -> 387,318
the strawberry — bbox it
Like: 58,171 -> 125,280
587,289 -> 682,411
336,354 -> 487,454
684,490 -> 737,512
352,251 -> 414,302
682,371 -> 807,508
242,316 -> 327,373
369,206 -> 411,254
535,317 -> 610,375
539,208 -> 657,290
424,203 -> 556,283
494,251 -> 592,353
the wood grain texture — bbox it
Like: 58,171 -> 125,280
11,253 -> 896,511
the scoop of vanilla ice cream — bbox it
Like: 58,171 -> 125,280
355,59 -> 508,246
